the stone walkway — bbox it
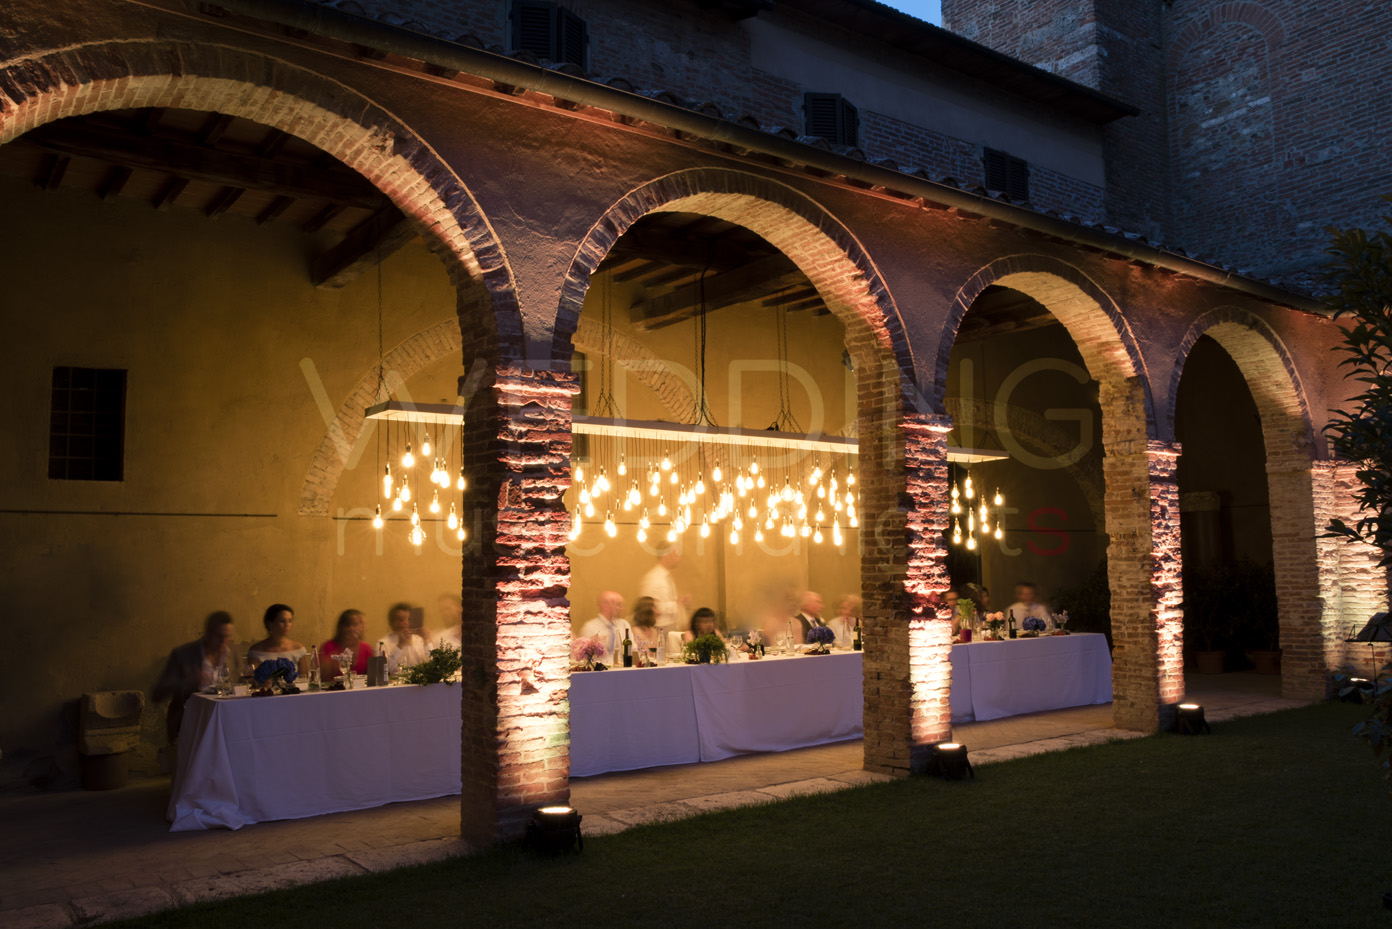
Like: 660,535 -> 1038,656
0,673 -> 1304,928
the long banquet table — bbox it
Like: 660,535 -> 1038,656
948,633 -> 1112,723
170,636 -> 1111,830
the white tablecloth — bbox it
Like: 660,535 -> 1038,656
570,653 -> 864,776
169,685 -> 462,831
949,633 -> 1112,723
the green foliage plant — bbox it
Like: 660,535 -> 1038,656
681,633 -> 729,664
402,645 -> 463,685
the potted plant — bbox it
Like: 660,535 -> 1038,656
401,645 -> 463,685
1225,561 -> 1280,674
682,633 -> 729,665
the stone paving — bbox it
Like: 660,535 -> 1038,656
0,673 -> 1303,928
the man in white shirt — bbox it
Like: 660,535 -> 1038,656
577,590 -> 631,662
378,602 -> 431,674
433,593 -> 463,651
1007,583 -> 1051,625
639,548 -> 690,633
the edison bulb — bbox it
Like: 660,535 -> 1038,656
847,470 -> 855,486
657,501 -> 667,517
402,443 -> 415,469
457,526 -> 466,542
575,465 -> 585,484
382,464 -> 393,499
392,495 -> 403,512
447,503 -> 458,530
430,491 -> 441,515
994,525 -> 1003,540
618,455 -> 627,476
580,487 -> 591,505
849,514 -> 859,528
729,528 -> 739,545
756,474 -> 766,489
700,519 -> 710,538
966,535 -> 977,551
748,503 -> 758,519
964,474 -> 974,499
457,471 -> 466,492
695,475 -> 706,496
750,456 -> 760,475
569,511 -> 582,540
421,432 -> 432,457
814,528 -> 823,544
410,504 -> 420,527
666,529 -> 677,542
637,527 -> 647,542
951,500 -> 961,515
993,489 -> 1003,507
755,528 -> 764,542
639,510 -> 650,529
712,464 -> 722,482
661,451 -> 672,471
372,505 -> 383,530
400,478 -> 411,503
604,513 -> 616,538
410,525 -> 424,547
584,501 -> 595,518
979,502 -> 988,522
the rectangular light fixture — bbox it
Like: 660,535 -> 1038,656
364,400 -> 464,425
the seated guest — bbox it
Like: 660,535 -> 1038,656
828,594 -> 861,645
1008,582 -> 1051,624
152,611 -> 236,743
321,609 -> 371,679
683,606 -> 719,642
578,590 -> 630,658
246,603 -> 309,677
629,596 -> 662,654
378,602 -> 431,674
793,590 -> 826,642
946,588 -> 973,639
433,593 -> 463,651
962,583 -> 991,618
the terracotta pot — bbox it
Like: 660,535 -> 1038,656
1250,649 -> 1282,675
1195,650 -> 1226,674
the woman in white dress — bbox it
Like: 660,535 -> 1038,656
246,603 -> 309,677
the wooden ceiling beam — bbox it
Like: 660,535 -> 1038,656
20,121 -> 385,210
603,224 -> 772,274
256,195 -> 295,226
38,154 -> 69,190
311,208 -> 417,288
151,177 -> 188,211
631,254 -> 805,331
302,204 -> 346,234
98,165 -> 132,201
205,186 -> 244,220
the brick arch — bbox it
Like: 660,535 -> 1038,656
1166,306 -> 1315,464
937,254 -> 1155,438
1168,1 -> 1286,65
0,39 -> 522,359
550,167 -> 914,399
300,312 -> 691,516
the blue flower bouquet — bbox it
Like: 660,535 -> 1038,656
252,657 -> 299,694
806,624 -> 836,654
1022,616 -> 1047,635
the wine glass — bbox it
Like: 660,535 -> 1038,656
334,649 -> 354,688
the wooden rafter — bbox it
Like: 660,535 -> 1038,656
311,207 -> 417,288
631,254 -> 805,330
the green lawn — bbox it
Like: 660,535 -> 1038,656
119,703 -> 1392,929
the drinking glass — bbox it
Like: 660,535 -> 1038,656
334,650 -> 354,688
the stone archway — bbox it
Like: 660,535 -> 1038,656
555,167 -> 953,776
940,254 -> 1179,731
1166,307 -> 1375,698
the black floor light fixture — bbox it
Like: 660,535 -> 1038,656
926,741 -> 974,780
1175,702 -> 1210,735
1348,612 -> 1392,687
525,805 -> 584,854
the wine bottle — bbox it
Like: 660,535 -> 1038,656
622,629 -> 633,668
1007,608 -> 1017,639
853,619 -> 863,652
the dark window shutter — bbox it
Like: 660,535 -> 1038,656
557,7 -> 588,68
512,0 -> 557,58
804,93 -> 859,146
49,366 -> 126,482
983,148 -> 1030,201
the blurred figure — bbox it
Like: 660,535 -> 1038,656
793,590 -> 826,642
961,583 -> 991,617
1007,582 -> 1050,624
629,596 -> 662,656
434,593 -> 463,650
683,606 -> 719,642
578,590 -> 631,659
828,594 -> 862,645
152,611 -> 235,742
322,609 -> 371,680
639,547 -> 691,633
378,602 -> 430,674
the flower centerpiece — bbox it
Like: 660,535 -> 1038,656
682,633 -> 729,665
570,635 -> 607,671
252,657 -> 299,695
805,624 -> 836,655
1052,610 -> 1071,635
1022,616 -> 1047,638
984,612 -> 1006,640
746,629 -> 765,659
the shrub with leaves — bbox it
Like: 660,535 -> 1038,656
402,645 -> 462,685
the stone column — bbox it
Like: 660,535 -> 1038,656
459,364 -> 578,845
861,409 -> 954,775
1107,439 -> 1184,731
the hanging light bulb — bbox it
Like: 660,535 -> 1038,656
964,473 -> 974,499
832,518 -> 843,546
695,474 -> 706,496
756,473 -> 766,489
400,475 -> 411,503
657,501 -> 667,517
383,464 -> 393,499
951,484 -> 959,501
580,487 -> 591,505
618,455 -> 627,477
994,525 -> 1003,540
800,523 -> 811,538
750,456 -> 760,475
402,442 -> 415,469
637,526 -> 647,543
847,470 -> 855,486
430,491 -> 441,515
629,485 -> 641,506
951,498 -> 962,516
661,450 -> 672,471
817,484 -> 826,499
410,503 -> 420,527
457,470 -> 466,492
814,527 -> 823,544
392,494 -> 403,513
849,513 -> 859,528
584,501 -> 595,518
372,505 -> 383,530
993,488 -> 1003,507
649,480 -> 660,497
457,526 -> 466,542
575,465 -> 585,484
712,463 -> 723,482
781,478 -> 794,502
979,502 -> 988,523
639,509 -> 650,529
952,519 -> 962,545
729,527 -> 739,545
421,431 -> 432,458
733,515 -> 743,531
447,503 -> 458,530
700,514 -> 711,537
604,511 -> 616,538
569,510 -> 582,541
666,529 -> 677,542
748,502 -> 758,519
598,468 -> 611,493
816,507 -> 826,523
755,527 -> 764,542
966,534 -> 977,551
967,511 -> 975,534
410,525 -> 424,547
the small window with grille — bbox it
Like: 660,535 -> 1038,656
983,148 -> 1030,201
49,366 -> 126,482
803,93 -> 860,147
511,0 -> 588,69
